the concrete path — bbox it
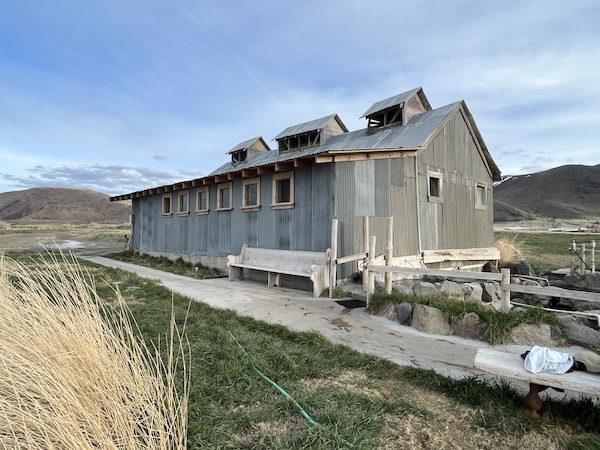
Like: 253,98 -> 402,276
84,256 -> 520,380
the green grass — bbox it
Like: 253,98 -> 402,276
3,251 -> 598,448
366,291 -> 564,345
105,249 -> 223,279
494,231 -> 598,276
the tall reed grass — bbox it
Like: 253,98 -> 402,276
0,252 -> 189,449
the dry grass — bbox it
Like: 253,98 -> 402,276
495,236 -> 524,265
0,252 -> 189,449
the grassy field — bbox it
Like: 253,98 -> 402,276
2,230 -> 600,448
494,231 -> 598,276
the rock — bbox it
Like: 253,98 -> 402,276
503,260 -> 537,277
482,282 -> 501,303
412,281 -> 441,298
561,321 -> 600,349
411,304 -> 452,335
379,302 -> 397,321
454,312 -> 486,340
395,302 -> 413,325
502,323 -> 562,347
441,280 -> 464,300
391,283 -> 413,296
462,283 -> 483,303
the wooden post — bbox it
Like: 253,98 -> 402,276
362,216 -> 369,290
385,216 -> 393,294
366,269 -> 374,307
367,235 -> 376,293
592,241 -> 596,274
580,244 -> 586,275
571,241 -> 577,276
330,219 -> 338,298
501,268 -> 511,313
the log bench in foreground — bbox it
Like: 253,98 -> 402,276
474,348 -> 600,417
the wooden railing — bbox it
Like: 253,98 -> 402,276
364,264 -> 600,320
570,240 -> 596,275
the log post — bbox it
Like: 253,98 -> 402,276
385,216 -> 393,294
330,219 -> 338,298
501,268 -> 511,313
362,216 -> 369,290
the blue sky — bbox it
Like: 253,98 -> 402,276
1,0 -> 598,196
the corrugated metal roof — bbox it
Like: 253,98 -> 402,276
273,114 -> 348,140
208,103 -> 459,176
360,87 -> 422,118
227,137 -> 267,154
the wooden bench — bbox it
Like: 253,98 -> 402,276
474,348 -> 600,416
227,244 -> 331,298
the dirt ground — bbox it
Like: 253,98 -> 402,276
0,224 -> 130,256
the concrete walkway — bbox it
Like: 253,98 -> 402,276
84,256 -> 517,380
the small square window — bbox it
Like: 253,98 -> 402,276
243,178 -> 260,211
272,172 -> 294,209
217,183 -> 232,211
196,188 -> 209,214
178,190 -> 189,215
427,170 -> 443,202
162,194 -> 172,216
475,183 -> 487,209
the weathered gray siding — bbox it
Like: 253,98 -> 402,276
130,164 -> 334,267
417,111 -> 494,250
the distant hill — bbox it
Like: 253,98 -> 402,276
0,188 -> 131,224
493,164 -> 600,223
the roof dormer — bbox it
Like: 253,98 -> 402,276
361,87 -> 432,134
227,137 -> 270,166
273,114 -> 348,153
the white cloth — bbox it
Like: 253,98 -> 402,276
523,345 -> 574,374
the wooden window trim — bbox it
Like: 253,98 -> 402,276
427,170 -> 443,203
177,190 -> 190,216
195,187 -> 209,215
475,182 -> 488,210
242,177 -> 261,212
217,182 -> 233,211
162,193 -> 173,217
271,171 -> 295,210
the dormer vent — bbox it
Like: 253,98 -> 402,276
227,137 -> 270,166
361,87 -> 432,134
274,114 -> 348,153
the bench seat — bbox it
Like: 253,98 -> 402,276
227,245 -> 331,298
474,348 -> 600,416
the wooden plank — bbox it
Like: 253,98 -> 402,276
474,349 -> 600,397
231,263 -> 310,278
422,247 -> 500,263
336,253 -> 367,265
505,284 -> 600,302
367,265 -> 502,281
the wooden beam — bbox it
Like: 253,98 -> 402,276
257,165 -> 275,175
227,172 -> 242,181
242,168 -> 258,178
315,155 -> 334,163
215,175 -> 228,183
422,247 -> 500,264
294,158 -> 313,168
275,162 -> 294,172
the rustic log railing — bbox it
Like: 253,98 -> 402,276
570,240 -> 596,276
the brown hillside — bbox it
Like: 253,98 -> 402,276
0,188 -> 131,224
494,164 -> 600,222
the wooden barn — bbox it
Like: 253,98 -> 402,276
111,87 -> 501,293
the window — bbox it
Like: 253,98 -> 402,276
196,187 -> 209,214
177,190 -> 189,215
242,178 -> 260,211
217,182 -> 232,211
231,149 -> 247,165
272,172 -> 294,209
162,194 -> 172,216
475,183 -> 487,209
427,170 -> 443,202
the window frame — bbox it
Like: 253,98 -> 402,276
195,187 -> 209,214
177,190 -> 190,216
242,177 -> 261,212
162,193 -> 173,217
475,182 -> 488,210
427,170 -> 443,203
216,182 -> 233,211
271,171 -> 295,210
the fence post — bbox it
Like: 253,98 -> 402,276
591,241 -> 596,274
571,241 -> 577,276
368,235 -> 376,294
362,216 -> 369,290
580,244 -> 586,275
501,268 -> 511,313
330,219 -> 338,298
385,216 -> 393,294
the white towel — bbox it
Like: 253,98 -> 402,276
523,345 -> 574,374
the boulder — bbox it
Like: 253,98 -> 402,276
462,283 -> 483,303
453,312 -> 486,340
502,323 -> 562,347
561,321 -> 600,349
441,280 -> 464,300
395,302 -> 413,325
412,281 -> 442,298
379,302 -> 398,322
411,304 -> 452,335
482,282 -> 501,303
391,283 -> 413,296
